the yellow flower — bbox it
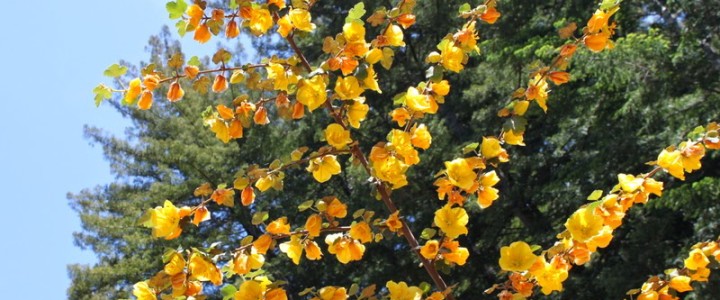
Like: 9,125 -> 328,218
584,32 -> 610,53
276,15 -> 293,37
372,155 -> 409,189
444,158 -> 476,190
502,130 -> 525,146
386,281 -> 422,300
289,9 -> 315,32
297,75 -> 328,111
363,65 -> 381,93
530,257 -> 569,295
232,249 -> 265,275
681,142 -> 705,173
565,207 -> 604,243
279,234 -> 304,265
124,78 -> 141,104
426,292 -> 445,300
431,80 -> 450,96
587,10 -> 609,33
325,233 -> 365,263
248,7 -> 273,36
384,25 -> 405,47
305,214 -> 322,238
386,211 -> 404,232
365,48 -> 383,64
618,173 -> 644,193
410,124 -> 432,150
164,252 -> 186,276
235,280 -> 264,300
335,76 -> 364,100
442,239 -> 469,265
657,148 -> 685,180
308,155 -> 342,183
318,286 -> 348,300
499,241 -> 538,272
347,98 -> 369,128
434,204 -> 468,239
684,249 -> 710,270
266,62 -> 296,91
349,221 -> 373,243
132,281 -> 155,300
420,240 -> 439,259
405,86 -> 431,112
188,253 -> 222,285
267,217 -> 291,235
481,137 -> 505,159
265,288 -> 288,300
669,275 -> 693,293
325,123 -> 352,149
150,200 -> 183,240
525,74 -> 549,111
343,21 -> 366,42
326,197 -> 348,219
253,234 -> 273,254
477,171 -> 500,208
305,241 -> 323,260
440,41 -> 464,73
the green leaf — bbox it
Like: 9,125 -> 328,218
462,142 -> 479,154
298,287 -> 315,296
220,284 -> 237,300
392,92 -> 406,106
166,0 -> 188,19
103,64 -> 128,78
168,53 -> 185,69
530,244 -> 542,252
298,200 -> 314,212
176,19 -> 188,37
240,235 -> 254,246
345,2 -> 366,23
228,0 -> 238,9
93,84 -> 113,107
252,211 -> 269,225
419,282 -> 431,293
187,56 -> 202,67
348,283 -> 359,296
458,3 -> 471,14
136,209 -> 153,227
352,209 -> 365,219
587,190 -> 603,201
599,0 -> 621,10
420,228 -> 436,240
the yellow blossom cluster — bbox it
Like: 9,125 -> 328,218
491,123 -> 718,298
630,239 -> 720,299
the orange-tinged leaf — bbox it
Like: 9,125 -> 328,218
241,186 -> 255,206
480,7 -> 501,24
547,71 -> 570,85
193,206 -> 211,225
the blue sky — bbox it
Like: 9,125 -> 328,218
0,1 -> 224,298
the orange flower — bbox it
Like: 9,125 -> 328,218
584,33 -> 609,52
226,19 -> 240,38
194,23 -> 212,44
212,74 -> 228,93
138,91 -> 153,110
547,71 -> 570,85
167,81 -> 185,102
241,187 -> 255,206
480,7 -> 501,24
396,14 -> 416,29
254,106 -> 269,125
